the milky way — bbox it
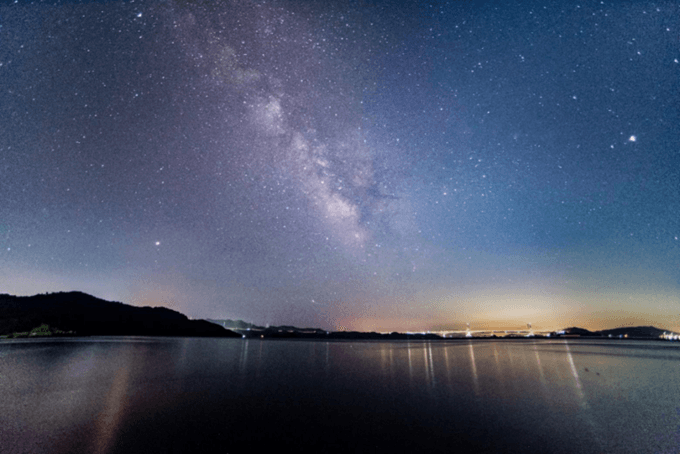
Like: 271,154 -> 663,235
1,1 -> 679,331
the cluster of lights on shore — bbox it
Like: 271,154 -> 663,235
403,323 -> 537,338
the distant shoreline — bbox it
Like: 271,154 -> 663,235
2,334 -> 677,344
209,318 -> 679,341
2,292 -> 678,342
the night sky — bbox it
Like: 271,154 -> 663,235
1,0 -> 679,332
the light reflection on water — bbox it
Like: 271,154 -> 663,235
564,341 -> 586,405
1,338 -> 680,453
468,341 -> 479,396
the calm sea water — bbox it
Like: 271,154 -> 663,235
1,337 -> 679,453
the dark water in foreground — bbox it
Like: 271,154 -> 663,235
1,337 -> 679,453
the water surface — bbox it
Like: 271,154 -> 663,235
1,337 -> 679,453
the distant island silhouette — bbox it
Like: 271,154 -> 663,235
0,292 -> 240,338
557,325 -> 675,339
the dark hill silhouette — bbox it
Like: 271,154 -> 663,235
552,325 -> 674,339
0,291 -> 240,338
596,325 -> 669,338
562,327 -> 596,336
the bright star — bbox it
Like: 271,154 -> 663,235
628,135 -> 636,142
155,241 -> 160,246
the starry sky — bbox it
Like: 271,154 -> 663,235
1,0 -> 679,332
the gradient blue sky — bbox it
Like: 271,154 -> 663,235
1,0 -> 679,332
